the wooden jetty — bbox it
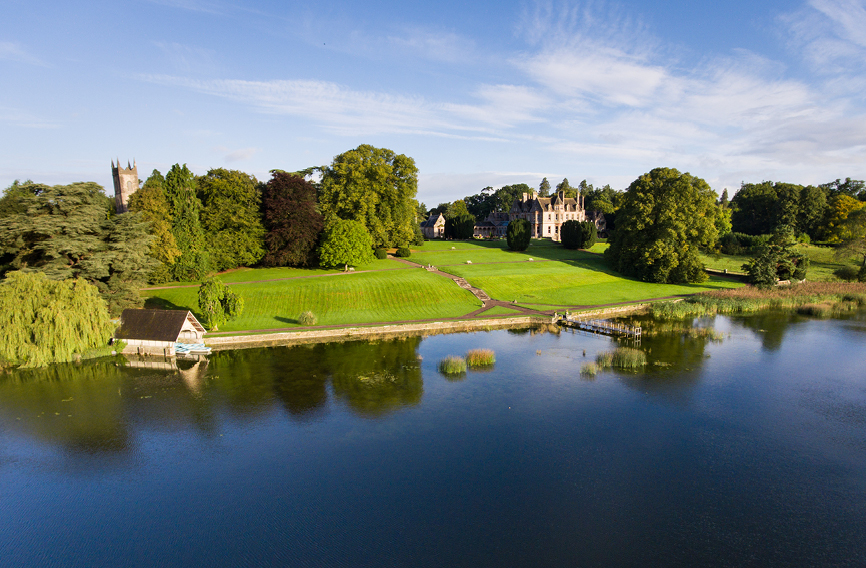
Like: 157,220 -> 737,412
557,314 -> 641,340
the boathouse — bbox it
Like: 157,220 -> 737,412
116,309 -> 206,356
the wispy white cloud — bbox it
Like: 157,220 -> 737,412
147,0 -> 224,15
783,0 -> 866,73
139,74 -> 546,138
0,106 -> 59,129
154,42 -> 219,74
0,41 -> 47,66
213,146 -> 260,162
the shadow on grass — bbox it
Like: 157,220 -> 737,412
274,316 -> 300,325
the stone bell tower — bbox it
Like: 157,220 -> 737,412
112,159 -> 139,213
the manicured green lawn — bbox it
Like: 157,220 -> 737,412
144,269 -> 481,332
412,239 -> 601,266
437,251 -> 740,308
145,258 -> 409,288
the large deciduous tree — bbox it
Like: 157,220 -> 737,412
319,145 -> 418,248
605,167 -> 718,284
164,164 -> 210,281
197,168 -> 266,271
834,208 -> 866,281
555,178 -> 577,198
0,271 -> 115,368
317,219 -> 374,271
262,172 -> 324,266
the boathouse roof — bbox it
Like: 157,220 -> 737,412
116,309 -> 206,342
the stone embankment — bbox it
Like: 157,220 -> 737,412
205,303 -> 651,351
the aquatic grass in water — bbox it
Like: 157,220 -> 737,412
580,363 -> 598,377
438,356 -> 467,375
465,349 -> 495,367
596,348 -> 647,370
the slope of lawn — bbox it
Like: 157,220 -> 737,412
416,239 -> 741,308
144,269 -> 481,332
145,258 -> 409,288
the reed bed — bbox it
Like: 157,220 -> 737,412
580,363 -> 598,377
465,348 -> 496,368
595,347 -> 646,370
438,355 -> 467,375
651,282 -> 866,320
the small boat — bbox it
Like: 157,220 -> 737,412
175,342 -> 212,355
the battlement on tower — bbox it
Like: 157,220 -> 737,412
112,159 -> 139,213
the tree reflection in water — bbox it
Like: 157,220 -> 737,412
0,337 -> 425,455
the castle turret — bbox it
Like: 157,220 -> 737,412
112,159 -> 139,213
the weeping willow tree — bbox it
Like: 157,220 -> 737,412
0,271 -> 116,368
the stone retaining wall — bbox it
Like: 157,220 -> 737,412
204,304 -> 650,351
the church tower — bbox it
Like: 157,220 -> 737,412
112,159 -> 139,213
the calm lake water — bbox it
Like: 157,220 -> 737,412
1,313 -> 865,567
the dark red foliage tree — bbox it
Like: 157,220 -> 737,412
262,172 -> 324,266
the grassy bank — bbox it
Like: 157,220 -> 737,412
145,269 -> 481,332
418,240 -> 741,309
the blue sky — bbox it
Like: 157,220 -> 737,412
2,0 -> 865,206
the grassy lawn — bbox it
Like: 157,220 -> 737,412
144,269 -> 481,332
145,258 -> 409,288
412,239 -> 604,266
413,240 -> 741,309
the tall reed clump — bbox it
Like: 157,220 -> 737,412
298,310 -> 318,325
465,348 -> 495,368
580,363 -> 598,377
596,347 -> 647,370
651,282 -> 866,321
438,355 -> 467,375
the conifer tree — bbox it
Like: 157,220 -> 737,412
538,177 -> 551,197
164,164 -> 210,281
0,181 -> 155,314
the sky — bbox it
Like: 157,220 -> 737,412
2,0 -> 866,206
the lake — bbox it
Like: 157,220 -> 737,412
1,312 -> 865,567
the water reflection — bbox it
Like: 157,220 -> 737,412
0,337 -> 425,454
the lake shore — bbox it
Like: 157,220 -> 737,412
204,303 -> 650,351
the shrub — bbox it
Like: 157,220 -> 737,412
507,218 -> 531,251
444,214 -> 475,240
438,355 -> 467,375
465,349 -> 495,367
395,246 -> 411,258
561,220 -> 582,249
719,232 -> 743,255
298,311 -> 318,325
374,248 -> 388,259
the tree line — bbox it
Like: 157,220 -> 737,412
0,144 -> 422,317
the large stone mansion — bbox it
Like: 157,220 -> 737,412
424,190 -> 605,242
